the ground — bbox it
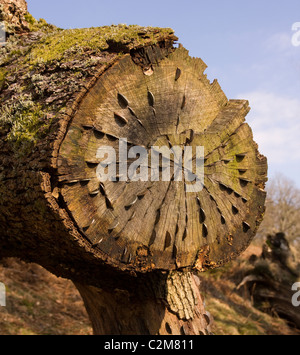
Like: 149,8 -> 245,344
200,244 -> 299,335
0,245 -> 298,335
0,258 -> 92,335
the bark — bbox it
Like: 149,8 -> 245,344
75,273 -> 212,335
0,0 -> 267,335
0,0 -> 29,34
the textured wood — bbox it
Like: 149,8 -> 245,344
75,273 -> 212,335
57,46 -> 267,273
0,16 -> 178,290
0,0 -> 29,34
0,2 -> 268,335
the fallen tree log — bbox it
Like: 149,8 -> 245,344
239,233 -> 300,330
0,0 -> 268,335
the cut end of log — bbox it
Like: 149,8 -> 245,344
0,12 -> 268,335
56,44 -> 268,274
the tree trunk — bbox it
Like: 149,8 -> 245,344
0,0 -> 29,34
0,0 -> 268,335
75,273 -> 212,335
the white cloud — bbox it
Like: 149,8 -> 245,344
237,91 -> 300,165
264,32 -> 294,54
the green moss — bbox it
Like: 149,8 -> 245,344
0,68 -> 7,90
1,16 -> 175,155
0,95 -> 49,153
9,104 -> 47,144
28,24 -> 174,66
24,12 -> 58,33
24,13 -> 36,26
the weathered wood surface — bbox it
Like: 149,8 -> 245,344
0,0 -> 29,34
57,45 -> 267,273
0,22 -> 268,285
0,11 -> 179,291
75,273 -> 213,335
0,0 -> 267,335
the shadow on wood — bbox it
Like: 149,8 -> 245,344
0,0 -> 267,335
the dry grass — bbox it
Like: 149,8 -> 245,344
201,274 -> 297,335
0,246 -> 298,335
200,245 -> 300,335
0,258 -> 92,335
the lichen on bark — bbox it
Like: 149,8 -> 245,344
0,10 -> 176,156
0,0 -> 29,34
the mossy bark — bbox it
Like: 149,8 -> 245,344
0,1 -> 267,335
0,0 -> 29,34
0,13 -> 178,290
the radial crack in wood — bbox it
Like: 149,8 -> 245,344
0,25 -> 267,312
58,50 -> 267,270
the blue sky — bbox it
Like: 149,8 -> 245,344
28,0 -> 300,187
